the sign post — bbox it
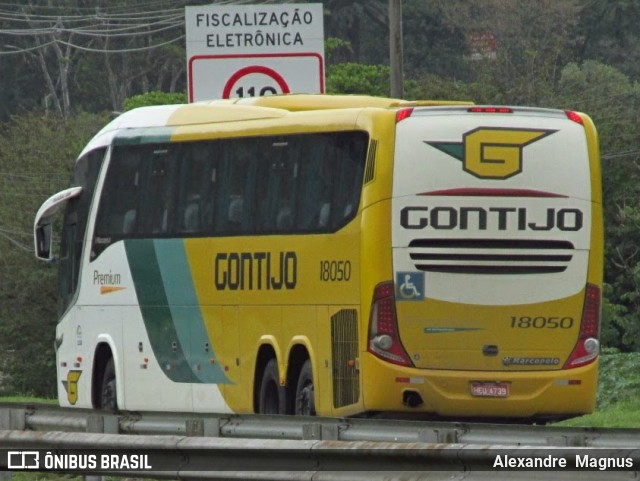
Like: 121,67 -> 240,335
185,4 -> 325,102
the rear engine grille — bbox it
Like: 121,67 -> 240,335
331,309 -> 360,408
364,139 -> 378,184
408,239 -> 574,274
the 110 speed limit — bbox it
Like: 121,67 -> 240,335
222,65 -> 290,99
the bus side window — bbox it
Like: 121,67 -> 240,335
261,139 -> 297,232
297,135 -> 331,231
122,209 -> 137,234
94,148 -> 142,240
148,155 -> 175,235
318,202 -> 331,228
216,140 -> 257,235
227,195 -> 244,226
330,132 -> 367,229
177,142 -> 218,235
61,147 -> 105,302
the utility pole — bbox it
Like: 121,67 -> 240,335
389,0 -> 404,98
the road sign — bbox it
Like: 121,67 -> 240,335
185,4 -> 325,102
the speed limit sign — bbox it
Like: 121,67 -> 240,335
188,53 -> 324,101
222,65 -> 290,98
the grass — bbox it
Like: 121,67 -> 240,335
10,475 -> 132,481
554,349 -> 640,428
9,475 -> 77,481
557,398 -> 640,428
0,396 -> 57,404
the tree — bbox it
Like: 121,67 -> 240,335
553,60 -> 640,350
326,62 -> 419,98
577,0 -> 640,79
400,1 -> 468,79
322,0 -> 388,65
123,90 -> 187,111
0,1 -> 187,118
432,0 -> 583,105
0,110 -> 108,396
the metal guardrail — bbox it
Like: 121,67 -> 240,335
0,430 -> 639,481
1,403 -> 639,448
0,404 -> 639,480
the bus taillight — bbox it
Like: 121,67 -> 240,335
565,110 -> 584,125
395,108 -> 413,123
563,283 -> 601,369
468,106 -> 513,114
367,281 -> 413,367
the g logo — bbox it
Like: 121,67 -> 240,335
62,370 -> 82,405
427,128 -> 556,179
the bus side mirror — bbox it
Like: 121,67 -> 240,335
35,221 -> 53,261
33,186 -> 83,262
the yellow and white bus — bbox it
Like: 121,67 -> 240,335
34,95 -> 602,421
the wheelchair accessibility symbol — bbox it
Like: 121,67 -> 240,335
396,272 -> 425,301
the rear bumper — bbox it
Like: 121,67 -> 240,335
361,353 -> 597,419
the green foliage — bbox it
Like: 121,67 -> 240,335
551,61 -> 640,351
326,63 -> 419,98
123,91 -> 187,112
326,63 -> 392,96
596,350 -> 640,408
558,351 -> 640,427
413,73 -> 500,104
578,0 -> 640,79
325,37 -> 353,65
0,110 -> 108,397
557,398 -> 640,427
10,473 -> 82,481
401,1 -> 468,79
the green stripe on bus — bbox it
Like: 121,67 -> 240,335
113,127 -> 174,146
124,239 -> 194,383
154,239 -> 231,384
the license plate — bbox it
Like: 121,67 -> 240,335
470,382 -> 509,398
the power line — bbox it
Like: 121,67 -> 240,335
0,228 -> 32,252
0,2 -> 189,55
602,150 -> 640,161
53,35 -> 185,54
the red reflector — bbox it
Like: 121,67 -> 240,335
368,281 -> 413,367
563,283 -> 601,369
468,107 -> 513,114
568,380 -> 582,385
565,110 -> 584,125
395,377 -> 410,383
581,284 -> 600,338
373,282 -> 394,300
396,108 -> 413,122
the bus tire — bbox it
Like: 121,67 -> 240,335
295,359 -> 316,416
259,358 -> 285,414
100,358 -> 118,412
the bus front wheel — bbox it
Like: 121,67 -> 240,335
258,358 -> 285,414
100,358 -> 118,411
295,360 -> 316,416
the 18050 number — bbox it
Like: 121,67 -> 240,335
510,316 -> 574,329
319,260 -> 352,282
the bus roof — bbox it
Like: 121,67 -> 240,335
230,94 -> 472,111
80,94 -> 473,157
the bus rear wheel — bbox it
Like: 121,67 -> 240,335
295,360 -> 316,416
259,358 -> 285,414
100,358 -> 118,411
